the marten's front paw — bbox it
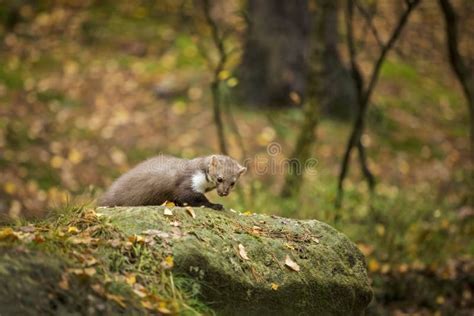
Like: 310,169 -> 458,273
210,203 -> 224,211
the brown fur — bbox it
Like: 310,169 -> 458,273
98,155 -> 246,210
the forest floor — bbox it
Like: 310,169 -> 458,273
0,2 -> 472,315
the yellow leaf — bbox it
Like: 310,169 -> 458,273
381,264 -> 391,274
242,211 -> 253,216
132,286 -> 148,298
218,70 -> 230,81
227,77 -> 239,87
4,182 -> 16,194
271,283 -> 279,290
368,259 -> 380,272
284,243 -> 295,250
128,235 -> 145,244
165,201 -> 175,207
0,227 -> 18,241
67,226 -> 79,234
125,273 -> 136,285
68,149 -> 83,164
141,300 -> 154,309
185,206 -> 196,218
50,155 -> 64,168
161,255 -> 174,269
83,267 -> 96,277
84,256 -> 98,266
106,293 -> 126,308
238,244 -> 250,260
284,255 -> 300,272
158,301 -> 172,314
375,224 -> 385,236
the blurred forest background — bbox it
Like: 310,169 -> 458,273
0,0 -> 473,314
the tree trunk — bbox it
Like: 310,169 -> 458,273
438,0 -> 474,204
317,0 -> 357,119
237,0 -> 310,108
280,1 -> 328,197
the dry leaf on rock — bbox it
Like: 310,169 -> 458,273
163,208 -> 173,216
106,293 -> 127,308
185,206 -> 196,218
284,255 -> 300,271
238,244 -> 250,260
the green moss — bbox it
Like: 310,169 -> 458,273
0,206 -> 371,315
101,206 -> 372,315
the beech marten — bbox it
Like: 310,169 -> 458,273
98,155 -> 246,210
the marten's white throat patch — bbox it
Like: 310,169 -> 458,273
191,170 -> 214,193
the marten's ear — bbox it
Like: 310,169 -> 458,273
238,165 -> 247,176
209,155 -> 218,170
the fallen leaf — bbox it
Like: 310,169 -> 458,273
68,267 -> 96,277
368,258 -> 380,272
125,273 -> 136,285
284,242 -> 295,250
106,293 -> 127,308
185,206 -> 196,218
165,201 -> 175,207
33,234 -> 45,244
238,244 -> 250,260
242,211 -> 253,216
158,301 -> 172,314
84,267 -> 96,277
284,255 -> 300,272
0,228 -> 19,241
271,283 -> 279,290
84,256 -> 98,266
132,284 -> 148,298
161,255 -> 174,269
164,208 -> 173,216
69,236 -> 98,245
141,300 -> 154,309
169,221 -> 181,227
128,235 -> 145,244
91,283 -> 105,295
58,273 -> 69,290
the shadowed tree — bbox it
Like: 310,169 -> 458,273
317,0 -> 357,119
438,0 -> 474,202
237,0 -> 310,108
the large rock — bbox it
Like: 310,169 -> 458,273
99,206 -> 372,315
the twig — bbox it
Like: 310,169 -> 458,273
336,0 -> 420,208
202,0 -> 228,155
438,0 -> 474,203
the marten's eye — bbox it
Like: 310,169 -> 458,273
230,182 -> 235,186
217,177 -> 223,183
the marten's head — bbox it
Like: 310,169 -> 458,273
208,155 -> 246,197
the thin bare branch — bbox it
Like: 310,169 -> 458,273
336,0 -> 420,208
201,0 -> 228,155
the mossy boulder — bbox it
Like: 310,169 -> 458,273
99,206 -> 372,315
